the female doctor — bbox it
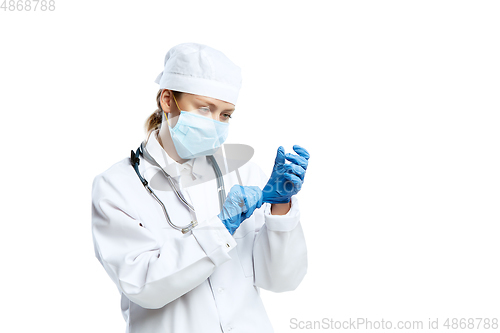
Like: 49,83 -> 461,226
91,43 -> 310,333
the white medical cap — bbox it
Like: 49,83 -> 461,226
154,43 -> 242,105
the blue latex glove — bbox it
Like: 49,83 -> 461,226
262,145 -> 310,204
218,185 -> 263,235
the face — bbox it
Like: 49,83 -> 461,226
160,90 -> 235,127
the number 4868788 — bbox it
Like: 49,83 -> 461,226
1,0 -> 56,11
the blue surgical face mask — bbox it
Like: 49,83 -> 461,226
164,98 -> 229,159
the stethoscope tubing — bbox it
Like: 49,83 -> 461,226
131,141 -> 226,233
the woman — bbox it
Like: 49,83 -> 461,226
91,43 -> 310,333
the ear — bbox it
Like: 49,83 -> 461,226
160,89 -> 173,113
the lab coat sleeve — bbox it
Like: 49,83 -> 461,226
252,166 -> 308,292
91,173 -> 237,310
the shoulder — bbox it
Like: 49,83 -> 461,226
92,157 -> 143,204
91,157 -> 146,224
93,157 -> 134,184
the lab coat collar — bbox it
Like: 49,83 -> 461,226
144,129 -> 209,180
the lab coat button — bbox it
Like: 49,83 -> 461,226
226,243 -> 230,248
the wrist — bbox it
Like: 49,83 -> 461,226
256,187 -> 264,208
270,200 -> 291,215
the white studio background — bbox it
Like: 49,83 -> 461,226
1,1 -> 499,332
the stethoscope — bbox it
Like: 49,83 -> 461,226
130,141 -> 226,234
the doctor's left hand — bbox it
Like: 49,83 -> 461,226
218,185 -> 263,235
262,145 -> 310,204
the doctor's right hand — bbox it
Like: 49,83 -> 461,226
218,185 -> 263,235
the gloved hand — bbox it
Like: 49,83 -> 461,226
218,185 -> 263,235
262,145 -> 310,204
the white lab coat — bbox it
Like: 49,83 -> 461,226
91,129 -> 308,333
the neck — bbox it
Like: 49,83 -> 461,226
157,122 -> 190,164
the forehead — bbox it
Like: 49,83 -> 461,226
183,93 -> 235,109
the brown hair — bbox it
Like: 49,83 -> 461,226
144,89 -> 182,135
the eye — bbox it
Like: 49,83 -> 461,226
198,106 -> 211,113
221,113 -> 232,121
